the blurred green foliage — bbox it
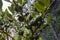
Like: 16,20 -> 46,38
0,0 -> 60,40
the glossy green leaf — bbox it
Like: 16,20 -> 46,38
34,1 -> 45,13
34,0 -> 50,13
38,0 -> 50,7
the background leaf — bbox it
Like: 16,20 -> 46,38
0,0 -> 2,11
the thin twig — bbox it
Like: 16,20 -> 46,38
13,0 -> 17,5
43,0 -> 55,18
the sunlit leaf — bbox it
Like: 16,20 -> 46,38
34,0 -> 50,13
38,37 -> 43,40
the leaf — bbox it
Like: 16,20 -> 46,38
7,12 -> 12,18
32,26 -> 37,31
2,10 -> 12,19
38,37 -> 43,40
5,0 -> 10,2
17,0 -> 22,4
46,16 -> 51,24
0,0 -> 2,11
13,20 -> 18,26
32,12 -> 38,17
14,33 -> 19,40
2,11 -> 8,18
34,0 -> 50,13
8,4 -> 14,14
34,1 -> 45,13
38,0 -> 50,7
40,24 -> 46,30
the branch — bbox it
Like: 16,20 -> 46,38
39,0 -> 56,29
32,0 -> 56,35
43,0 -> 55,18
0,30 -> 15,40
